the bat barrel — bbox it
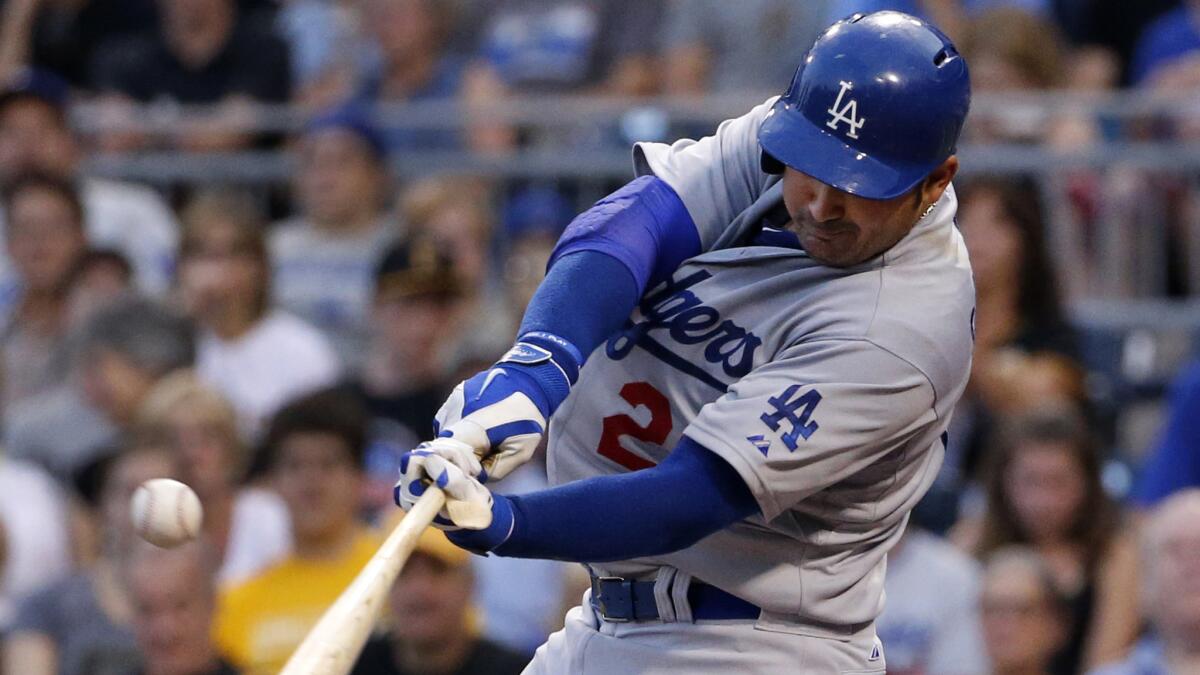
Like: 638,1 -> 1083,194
279,487 -> 447,675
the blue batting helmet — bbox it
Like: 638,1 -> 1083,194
758,11 -> 970,200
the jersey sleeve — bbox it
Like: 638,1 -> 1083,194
632,97 -> 776,251
684,339 -> 937,521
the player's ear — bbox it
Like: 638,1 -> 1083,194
918,156 -> 958,209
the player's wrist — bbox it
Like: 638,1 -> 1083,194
446,492 -> 516,555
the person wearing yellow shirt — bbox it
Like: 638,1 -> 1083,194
215,388 -> 379,674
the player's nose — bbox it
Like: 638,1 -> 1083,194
807,183 -> 846,223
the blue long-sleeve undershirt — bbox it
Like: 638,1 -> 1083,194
518,176 -> 700,359
448,436 -> 760,562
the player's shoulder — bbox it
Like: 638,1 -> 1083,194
865,186 -> 974,388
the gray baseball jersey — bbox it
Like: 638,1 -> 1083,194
546,99 -> 975,632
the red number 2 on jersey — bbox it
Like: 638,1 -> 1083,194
596,382 -> 670,471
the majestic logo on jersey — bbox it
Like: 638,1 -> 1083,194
826,80 -> 865,139
606,269 -> 762,392
760,384 -> 822,452
746,434 -> 772,457
868,638 -> 884,662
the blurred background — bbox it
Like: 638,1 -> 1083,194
0,0 -> 1197,673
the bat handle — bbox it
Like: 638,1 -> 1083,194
279,487 -> 447,675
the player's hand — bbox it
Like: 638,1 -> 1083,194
394,444 -> 494,531
433,332 -> 582,482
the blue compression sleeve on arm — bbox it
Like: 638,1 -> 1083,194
447,436 -> 759,562
517,251 -> 639,355
517,177 -> 700,354
547,175 -> 701,294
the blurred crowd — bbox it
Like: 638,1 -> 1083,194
0,0 -> 1195,674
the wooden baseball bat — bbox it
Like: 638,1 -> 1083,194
279,487 -> 447,675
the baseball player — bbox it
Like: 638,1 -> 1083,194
396,11 -> 973,674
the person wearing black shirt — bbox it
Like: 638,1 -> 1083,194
344,238 -> 467,512
351,527 -> 528,675
89,0 -> 290,151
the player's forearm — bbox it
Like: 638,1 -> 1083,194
518,176 -> 700,357
517,251 -> 639,357
448,436 -> 759,562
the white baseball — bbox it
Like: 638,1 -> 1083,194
130,478 -> 203,548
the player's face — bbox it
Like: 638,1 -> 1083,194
780,157 -> 957,267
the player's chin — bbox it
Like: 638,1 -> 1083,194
800,235 -> 862,268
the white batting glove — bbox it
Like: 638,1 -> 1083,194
433,332 -> 582,482
394,444 -> 494,530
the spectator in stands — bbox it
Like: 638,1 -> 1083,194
178,190 -> 340,436
877,525 -> 989,675
935,176 -> 1083,522
0,69 -> 178,298
0,454 -> 73,632
980,547 -> 1071,675
1133,358 -> 1200,507
462,0 -> 665,153
1091,489 -> 1200,675
499,186 -> 571,317
959,7 -> 1109,151
126,541 -> 239,675
348,238 -> 463,511
65,248 -> 135,328
357,0 -> 467,151
351,526 -> 529,675
662,0 -> 829,96
214,388 -> 378,674
78,297 -> 196,431
90,0 -> 291,151
0,172 -> 86,410
4,441 -> 176,675
135,373 -> 291,586
1129,0 -> 1200,87
276,0 -> 364,108
271,106 -> 397,367
3,248 -> 133,478
956,404 -> 1140,674
822,1 -> 967,39
400,176 -> 510,366
0,0 -> 157,89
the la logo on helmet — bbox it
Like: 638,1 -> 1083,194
826,80 -> 865,139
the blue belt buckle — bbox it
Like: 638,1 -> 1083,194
593,576 -> 635,622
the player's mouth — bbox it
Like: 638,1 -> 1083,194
806,225 -> 854,243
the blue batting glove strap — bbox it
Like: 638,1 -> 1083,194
498,333 -> 582,413
519,331 -> 585,375
446,492 -> 515,555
